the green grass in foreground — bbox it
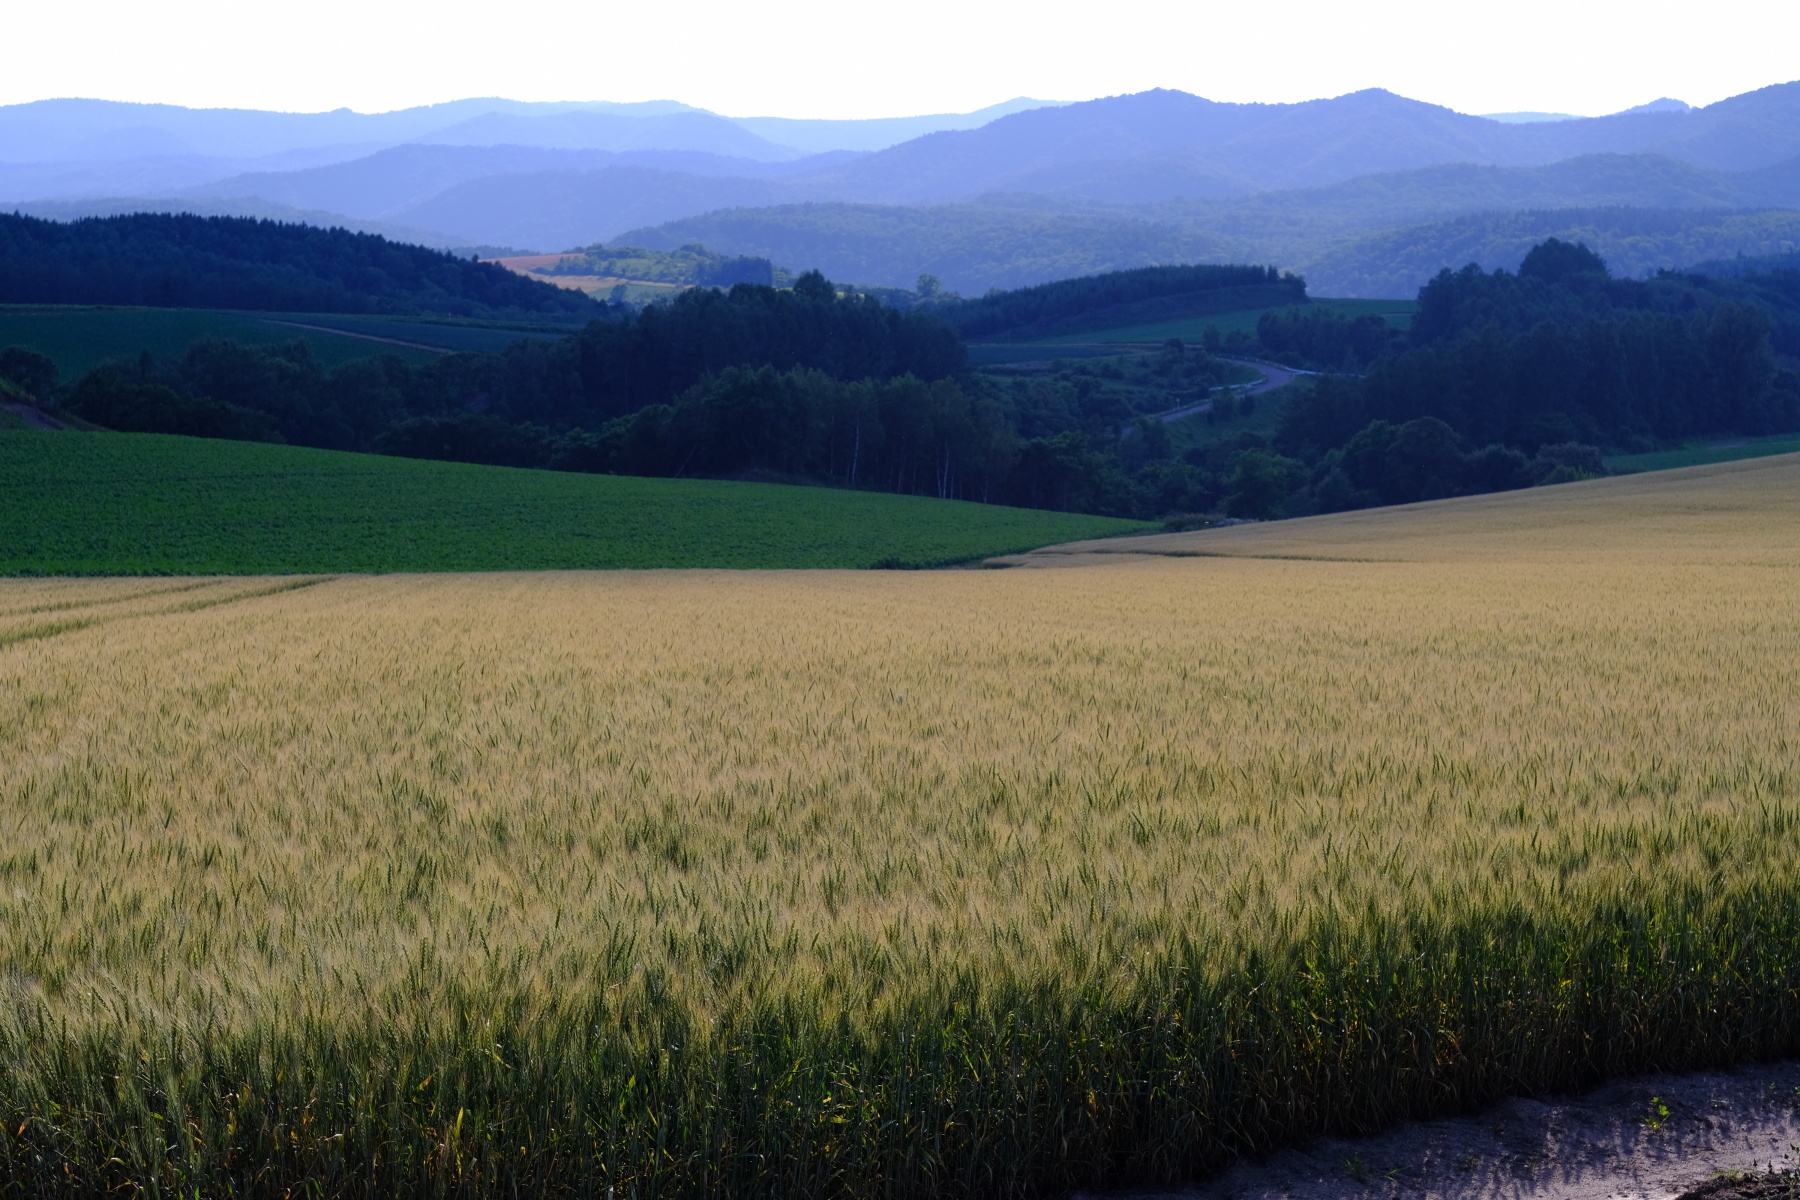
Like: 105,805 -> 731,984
0,431 -> 1145,573
1605,432 -> 1800,475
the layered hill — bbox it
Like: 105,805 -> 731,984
0,96 -> 1060,203
1303,208 -> 1800,297
103,85 -> 1800,244
615,201 -> 1800,297
0,212 -> 600,317
7,83 -> 1800,296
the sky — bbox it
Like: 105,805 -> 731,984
4,0 -> 1797,119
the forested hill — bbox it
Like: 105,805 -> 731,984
1264,240 -> 1800,513
7,243 -> 1796,526
940,265 -> 1305,339
3,270 -> 967,457
1684,249 -> 1800,277
0,213 -> 602,318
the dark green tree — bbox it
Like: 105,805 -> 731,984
0,347 -> 57,400
1223,449 -> 1298,519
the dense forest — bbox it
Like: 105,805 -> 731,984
1255,240 -> 1800,513
0,269 -> 1234,510
0,213 -> 600,318
5,244 -> 1798,522
1688,250 -> 1800,277
5,271 -> 967,458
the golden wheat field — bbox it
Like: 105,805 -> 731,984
3,456 -> 1800,1198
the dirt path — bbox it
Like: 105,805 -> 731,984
1,401 -> 65,429
1087,1060 -> 1800,1200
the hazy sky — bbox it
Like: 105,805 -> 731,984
6,0 -> 1795,119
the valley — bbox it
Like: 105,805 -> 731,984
4,70 -> 1800,1200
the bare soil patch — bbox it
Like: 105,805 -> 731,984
1088,1061 -> 1800,1200
1,400 -> 64,429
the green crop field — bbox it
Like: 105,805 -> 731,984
1605,432 -> 1800,475
0,306 -> 587,378
0,431 -> 1146,573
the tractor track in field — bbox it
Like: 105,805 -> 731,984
0,577 -> 334,648
265,320 -> 453,354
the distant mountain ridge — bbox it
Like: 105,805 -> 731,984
0,98 -> 746,164
731,99 -> 1060,154
11,84 -> 1799,214
182,145 -> 851,223
0,96 -> 1061,201
62,86 -> 1786,269
796,84 -> 1800,204
6,195 -> 466,250
5,83 -> 1799,297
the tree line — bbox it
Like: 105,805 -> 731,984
1230,240 -> 1800,516
1,272 -> 1241,515
6,243 -> 1798,523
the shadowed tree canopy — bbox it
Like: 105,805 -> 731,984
1518,238 -> 1610,286
941,264 -> 1303,340
15,241 -> 1799,527
569,275 -> 967,420
0,212 -> 602,318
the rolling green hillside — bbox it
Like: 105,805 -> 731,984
0,431 -> 1145,573
0,211 -> 599,317
1604,432 -> 1800,474
0,305 -> 583,378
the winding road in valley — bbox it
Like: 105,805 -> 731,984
1156,357 -> 1314,423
